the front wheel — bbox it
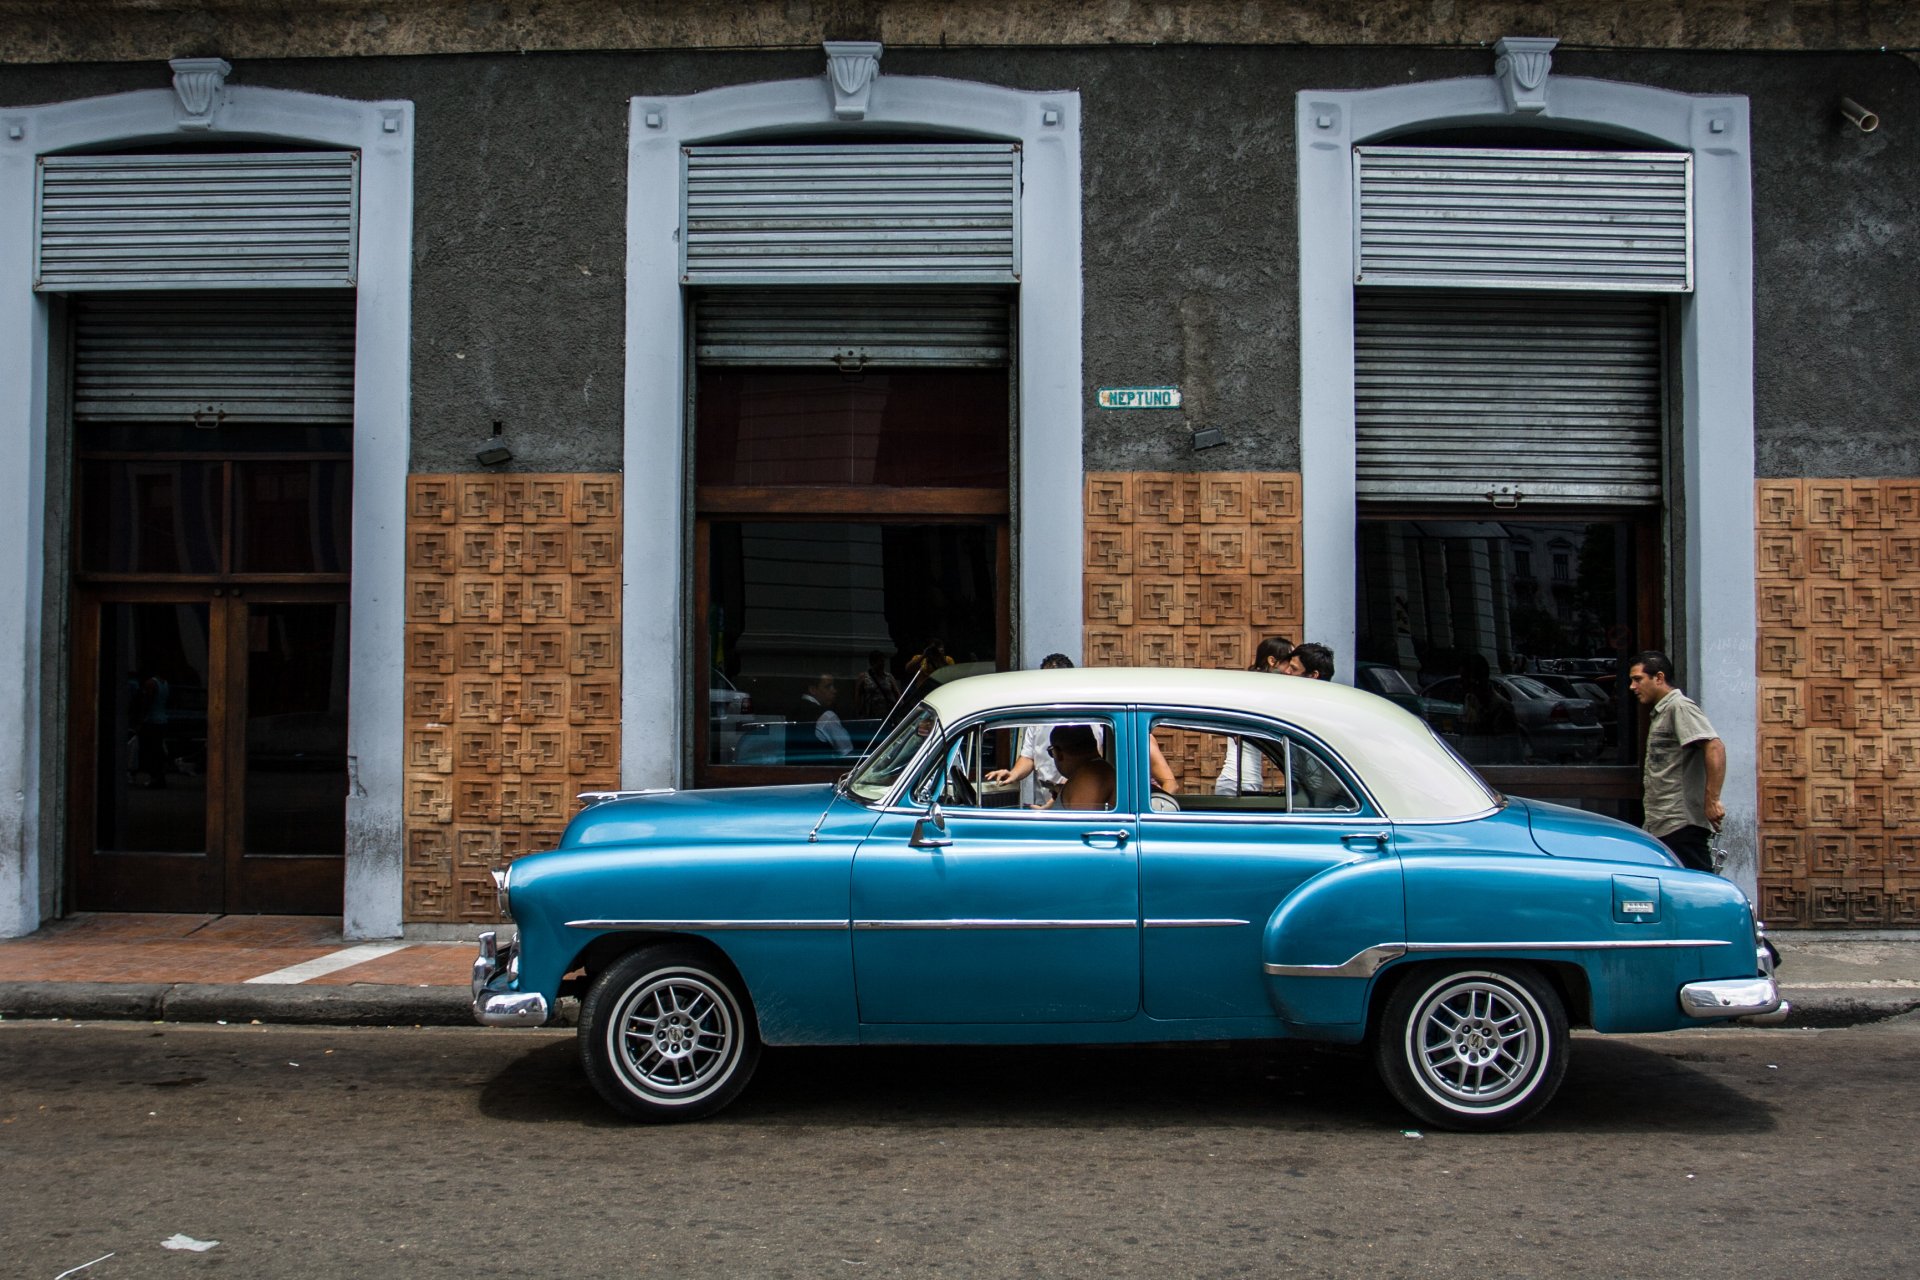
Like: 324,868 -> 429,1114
1374,964 -> 1568,1131
579,945 -> 761,1122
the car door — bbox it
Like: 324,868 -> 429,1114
851,709 -> 1140,1024
1135,710 -> 1391,1020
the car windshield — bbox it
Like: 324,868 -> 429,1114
846,704 -> 939,803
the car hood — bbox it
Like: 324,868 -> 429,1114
561,783 -> 843,848
1516,797 -> 1679,868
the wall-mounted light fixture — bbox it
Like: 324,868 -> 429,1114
1190,426 -> 1226,451
476,419 -> 512,466
1840,97 -> 1880,133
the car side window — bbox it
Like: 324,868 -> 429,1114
911,716 -> 1116,812
1148,718 -> 1360,816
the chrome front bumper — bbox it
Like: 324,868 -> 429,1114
471,930 -> 550,1027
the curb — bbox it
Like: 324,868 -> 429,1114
0,982 -> 474,1027
2,982 -> 1916,1031
1777,988 -> 1920,1028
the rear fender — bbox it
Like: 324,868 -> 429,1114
1261,854 -> 1405,1031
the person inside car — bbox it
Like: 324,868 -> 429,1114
1049,723 -> 1115,810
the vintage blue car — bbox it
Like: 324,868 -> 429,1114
472,667 -> 1783,1130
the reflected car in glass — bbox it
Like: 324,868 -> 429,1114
472,668 -> 1782,1131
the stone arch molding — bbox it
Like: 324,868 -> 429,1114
1295,62 -> 1758,894
0,72 -> 415,937
621,52 -> 1085,788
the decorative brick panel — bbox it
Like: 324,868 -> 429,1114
1756,477 -> 1920,927
404,475 -> 620,924
1082,472 -> 1305,672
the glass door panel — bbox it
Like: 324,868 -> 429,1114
231,598 -> 349,912
242,602 -> 349,856
76,599 -> 220,911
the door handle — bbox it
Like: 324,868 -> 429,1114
1341,832 -> 1387,850
1082,829 -> 1130,847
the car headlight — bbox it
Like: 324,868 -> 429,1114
491,867 -> 512,921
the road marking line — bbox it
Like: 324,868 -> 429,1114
244,943 -> 411,985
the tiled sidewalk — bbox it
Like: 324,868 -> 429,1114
0,913 -> 472,988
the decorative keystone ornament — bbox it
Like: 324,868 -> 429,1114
824,41 -> 882,120
1493,37 -> 1557,114
170,56 -> 232,129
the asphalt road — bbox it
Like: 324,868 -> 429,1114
3,1016 -> 1917,1279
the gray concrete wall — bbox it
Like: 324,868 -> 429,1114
2,0 -> 1912,63
2,44 -> 1914,477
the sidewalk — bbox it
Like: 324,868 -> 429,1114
0,914 -> 480,1027
1,914 -> 1917,1029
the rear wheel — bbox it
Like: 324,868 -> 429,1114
579,945 -> 761,1122
1374,963 -> 1567,1131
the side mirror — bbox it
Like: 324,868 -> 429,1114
910,802 -> 952,849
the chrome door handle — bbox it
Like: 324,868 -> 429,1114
1341,832 -> 1387,850
1082,829 -> 1131,847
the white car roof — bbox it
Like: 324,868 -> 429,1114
919,666 -> 1498,821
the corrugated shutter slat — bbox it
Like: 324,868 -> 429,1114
74,293 -> 356,425
1355,294 -> 1663,504
37,152 -> 360,290
683,145 -> 1019,285
1355,147 -> 1692,293
694,289 -> 1011,367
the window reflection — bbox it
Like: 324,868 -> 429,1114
708,522 -> 998,767
1356,518 -> 1640,767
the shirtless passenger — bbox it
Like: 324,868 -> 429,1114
1049,724 -> 1116,810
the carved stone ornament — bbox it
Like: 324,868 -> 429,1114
170,56 -> 232,129
1493,36 -> 1557,115
824,41 -> 882,120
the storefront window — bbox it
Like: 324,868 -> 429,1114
705,521 -> 1000,770
1356,517 -> 1651,813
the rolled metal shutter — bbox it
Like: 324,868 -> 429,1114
37,151 -> 359,291
694,289 -> 1011,368
1355,147 -> 1691,293
683,144 -> 1019,285
73,292 -> 356,426
1355,293 -> 1664,505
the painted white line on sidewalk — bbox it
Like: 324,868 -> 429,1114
244,942 -> 412,985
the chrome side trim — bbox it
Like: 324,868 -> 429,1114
852,918 -> 1137,930
1405,939 -> 1734,953
1145,918 -> 1251,929
565,918 -> 848,931
1264,937 -> 1735,978
1265,944 -> 1406,978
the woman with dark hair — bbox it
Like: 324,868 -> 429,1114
1251,636 -> 1293,673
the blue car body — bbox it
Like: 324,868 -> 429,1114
474,668 -> 1780,1127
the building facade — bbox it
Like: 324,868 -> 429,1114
1,2 -> 1914,937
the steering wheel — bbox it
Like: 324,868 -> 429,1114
946,760 -> 977,807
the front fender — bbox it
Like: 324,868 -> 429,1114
500,837 -> 863,1044
1261,855 -> 1406,1031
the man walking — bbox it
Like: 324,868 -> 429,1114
1628,649 -> 1725,873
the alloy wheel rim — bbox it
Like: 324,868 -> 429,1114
612,971 -> 740,1100
1407,975 -> 1542,1110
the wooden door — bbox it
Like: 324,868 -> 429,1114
70,586 -> 349,914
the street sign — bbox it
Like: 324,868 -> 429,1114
1096,386 -> 1181,409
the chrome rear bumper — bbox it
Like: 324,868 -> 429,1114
471,930 -> 550,1027
1678,974 -> 1788,1023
